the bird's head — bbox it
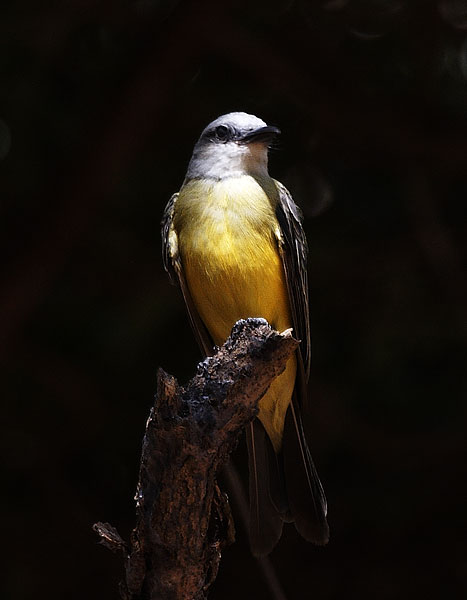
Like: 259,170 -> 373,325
185,112 -> 280,181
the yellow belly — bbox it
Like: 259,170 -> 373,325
175,176 -> 296,451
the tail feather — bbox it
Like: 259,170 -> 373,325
246,407 -> 329,554
246,348 -> 329,553
283,398 -> 329,545
246,421 -> 284,556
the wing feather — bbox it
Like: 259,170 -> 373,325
161,193 -> 214,357
274,180 -> 329,545
274,180 -> 311,383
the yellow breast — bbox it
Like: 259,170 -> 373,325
174,175 -> 296,450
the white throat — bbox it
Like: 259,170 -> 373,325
186,141 -> 270,181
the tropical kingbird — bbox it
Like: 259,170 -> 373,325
162,112 -> 329,555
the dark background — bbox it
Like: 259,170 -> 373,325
2,0 -> 467,598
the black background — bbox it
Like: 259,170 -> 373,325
2,1 -> 467,598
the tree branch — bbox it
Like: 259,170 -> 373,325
93,318 -> 299,600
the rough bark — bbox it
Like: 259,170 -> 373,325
93,318 -> 299,600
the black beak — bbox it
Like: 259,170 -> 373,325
240,125 -> 281,144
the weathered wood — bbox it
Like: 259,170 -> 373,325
94,318 -> 299,600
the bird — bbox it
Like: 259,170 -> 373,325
161,112 -> 329,555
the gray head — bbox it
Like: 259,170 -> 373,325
185,112 -> 280,181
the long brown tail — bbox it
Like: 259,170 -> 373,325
283,396 -> 329,545
246,402 -> 329,555
246,420 -> 284,556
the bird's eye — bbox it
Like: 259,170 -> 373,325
215,125 -> 230,140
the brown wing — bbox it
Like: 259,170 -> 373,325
274,180 -> 329,545
273,180 -> 311,385
161,193 -> 213,357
